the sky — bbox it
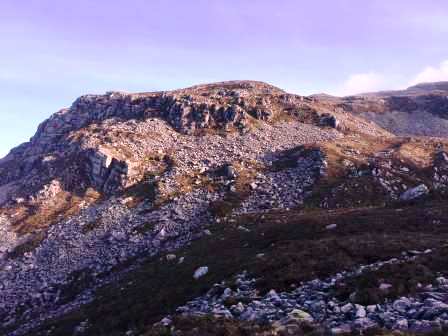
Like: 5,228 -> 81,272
1,0 -> 448,157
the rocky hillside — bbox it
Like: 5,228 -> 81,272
1,81 -> 448,336
361,82 -> 448,97
314,82 -> 448,137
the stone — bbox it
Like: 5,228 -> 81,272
341,303 -> 353,314
222,288 -> 232,298
160,317 -> 172,326
436,277 -> 448,287
353,317 -> 377,331
330,324 -> 352,334
366,305 -> 377,313
223,165 -> 238,179
166,254 -> 176,261
379,283 -> 393,291
193,266 -> 209,279
231,302 -> 245,315
110,231 -> 127,241
326,224 -> 337,230
238,225 -> 251,232
267,289 -> 278,296
435,151 -> 448,164
288,309 -> 314,323
393,298 -> 412,313
240,307 -> 258,321
88,149 -> 129,193
399,184 -> 429,201
420,300 -> 448,319
355,305 -> 367,318
212,307 -> 233,318
393,318 -> 409,331
410,320 -> 441,333
319,113 -> 339,128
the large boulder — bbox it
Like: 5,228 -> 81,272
88,149 -> 129,193
318,113 -> 339,128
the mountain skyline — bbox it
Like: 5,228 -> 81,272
1,0 -> 448,156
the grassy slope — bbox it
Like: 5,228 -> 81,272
16,200 -> 448,336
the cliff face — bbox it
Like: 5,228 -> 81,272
2,81 -> 448,336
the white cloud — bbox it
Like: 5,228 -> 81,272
409,60 -> 448,86
335,72 -> 387,96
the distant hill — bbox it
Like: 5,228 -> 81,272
357,81 -> 448,97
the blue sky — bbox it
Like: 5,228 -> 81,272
1,0 -> 448,157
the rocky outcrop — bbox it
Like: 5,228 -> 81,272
88,149 -> 129,193
318,113 -> 339,128
310,82 -> 448,137
355,97 -> 448,137
26,81 -> 303,151
157,94 -> 251,133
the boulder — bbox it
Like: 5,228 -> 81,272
223,165 -> 238,179
88,149 -> 129,193
392,298 -> 412,313
355,305 -> 367,318
330,324 -> 352,334
319,113 -> 339,128
165,254 -> 177,261
193,266 -> 209,279
393,319 -> 409,331
288,309 -> 314,323
435,151 -> 448,164
399,184 -> 429,201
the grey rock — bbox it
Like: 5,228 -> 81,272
330,324 -> 352,335
161,317 -> 172,326
393,298 -> 412,313
223,165 -> 238,180
393,318 -> 409,331
319,114 -> 339,129
353,317 -> 377,331
341,303 -> 353,314
355,305 -> 367,318
193,266 -> 209,280
400,184 -> 429,201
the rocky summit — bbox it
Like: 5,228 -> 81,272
1,80 -> 448,336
